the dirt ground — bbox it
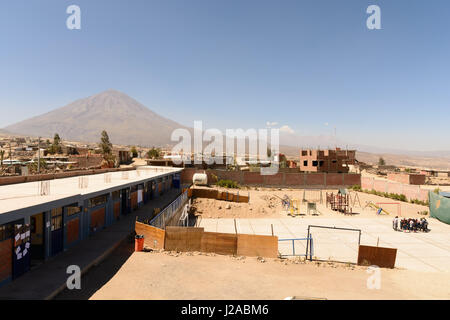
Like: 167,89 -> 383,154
190,187 -> 429,219
55,186 -> 444,300
58,241 -> 449,300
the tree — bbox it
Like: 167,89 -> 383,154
378,157 -> 386,166
48,133 -> 62,154
147,147 -> 161,159
0,149 -> 4,168
279,153 -> 287,168
99,130 -> 113,161
28,158 -> 47,173
130,146 -> 138,158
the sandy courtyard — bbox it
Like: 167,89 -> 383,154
190,187 -> 430,219
56,186 -> 449,300
81,244 -> 449,300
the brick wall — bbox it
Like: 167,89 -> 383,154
304,173 -> 325,186
285,173 -> 304,185
263,173 -> 284,185
243,172 -> 264,185
409,174 -> 426,185
0,239 -> 12,284
343,174 -> 361,186
180,168 -> 360,188
326,173 -> 344,186
68,154 -> 103,168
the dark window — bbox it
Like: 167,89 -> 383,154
332,160 -> 337,163
51,208 -> 63,231
319,160 -> 324,167
30,217 -> 36,233
303,160 -> 308,166
51,215 -> 62,231
0,219 -> 24,241
88,195 -> 107,208
51,208 -> 62,217
312,161 -> 318,167
66,205 -> 81,216
112,191 -> 120,200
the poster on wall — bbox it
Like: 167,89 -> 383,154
138,189 -> 143,204
13,224 -> 31,279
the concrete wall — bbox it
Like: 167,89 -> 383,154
181,168 -> 361,189
387,173 -> 426,185
361,176 -> 429,202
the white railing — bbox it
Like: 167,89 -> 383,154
149,189 -> 188,229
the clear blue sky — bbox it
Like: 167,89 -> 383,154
0,0 -> 449,151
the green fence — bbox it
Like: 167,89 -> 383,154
429,191 -> 450,225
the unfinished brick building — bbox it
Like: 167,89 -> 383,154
299,147 -> 356,173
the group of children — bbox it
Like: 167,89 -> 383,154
393,216 -> 429,232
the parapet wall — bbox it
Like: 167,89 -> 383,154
0,167 -> 136,186
181,168 -> 361,189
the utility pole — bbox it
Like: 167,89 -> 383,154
38,136 -> 41,174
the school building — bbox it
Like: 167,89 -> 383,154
0,166 -> 183,287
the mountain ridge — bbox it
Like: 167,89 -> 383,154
4,90 -> 188,146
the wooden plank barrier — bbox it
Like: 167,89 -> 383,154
137,223 -> 277,258
190,188 -> 249,203
357,245 -> 397,268
201,232 -> 238,256
237,234 -> 278,258
164,226 -> 204,252
135,221 -> 166,250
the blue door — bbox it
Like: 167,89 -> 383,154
51,208 -> 64,256
12,224 -> 31,279
121,189 -> 130,215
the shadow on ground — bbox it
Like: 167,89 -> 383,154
54,237 -> 135,300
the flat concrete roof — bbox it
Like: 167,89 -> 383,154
0,166 -> 183,218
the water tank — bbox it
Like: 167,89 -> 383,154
193,173 -> 208,185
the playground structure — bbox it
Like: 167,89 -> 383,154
349,191 -> 361,208
364,201 -> 401,216
326,190 -> 352,214
302,189 -> 323,205
276,192 -> 321,216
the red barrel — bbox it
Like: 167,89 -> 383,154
135,235 -> 144,252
